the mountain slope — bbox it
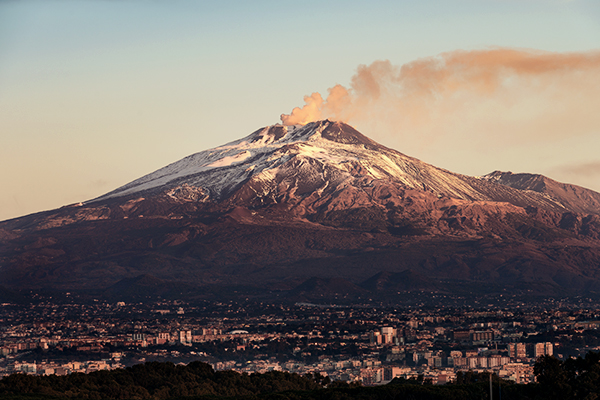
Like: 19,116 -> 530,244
1,120 -> 600,300
93,121 -> 593,216
484,171 -> 600,215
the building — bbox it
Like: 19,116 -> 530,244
179,330 -> 192,345
471,330 -> 494,342
508,343 -> 527,359
381,327 -> 396,344
453,330 -> 472,342
534,342 -> 553,358
370,331 -> 382,345
383,366 -> 411,381
371,327 -> 399,345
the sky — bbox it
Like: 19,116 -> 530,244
1,0 -> 599,222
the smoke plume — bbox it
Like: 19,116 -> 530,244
280,48 -> 600,145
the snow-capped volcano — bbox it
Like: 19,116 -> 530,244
95,120 -> 428,201
93,120 -> 599,216
2,120 -> 600,300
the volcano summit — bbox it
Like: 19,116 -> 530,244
2,121 -> 600,301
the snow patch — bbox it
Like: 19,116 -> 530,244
207,151 -> 251,168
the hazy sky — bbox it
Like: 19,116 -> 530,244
1,0 -> 599,221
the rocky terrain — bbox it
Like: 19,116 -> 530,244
1,120 -> 600,302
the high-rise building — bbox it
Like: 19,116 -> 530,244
371,327 -> 398,345
381,327 -> 396,344
535,342 -> 553,358
508,343 -> 527,359
179,330 -> 192,345
534,343 -> 545,358
508,343 -> 515,357
370,331 -> 382,345
545,342 -> 553,356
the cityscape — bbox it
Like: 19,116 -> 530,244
2,294 -> 599,386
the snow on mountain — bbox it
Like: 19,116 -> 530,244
91,120 -> 476,201
92,120 -> 599,216
4,121 -> 600,297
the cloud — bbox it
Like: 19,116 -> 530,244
280,48 -> 600,149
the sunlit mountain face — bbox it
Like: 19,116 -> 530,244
1,120 -> 600,302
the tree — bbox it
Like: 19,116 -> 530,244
533,355 -> 572,399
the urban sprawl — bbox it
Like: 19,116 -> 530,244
2,295 -> 600,386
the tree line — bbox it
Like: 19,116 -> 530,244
0,351 -> 598,399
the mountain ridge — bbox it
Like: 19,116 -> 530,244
483,170 -> 600,215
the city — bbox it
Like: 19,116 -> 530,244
2,294 -> 600,386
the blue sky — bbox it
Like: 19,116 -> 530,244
1,0 -> 599,220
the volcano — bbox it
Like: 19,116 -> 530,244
2,120 -> 600,301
